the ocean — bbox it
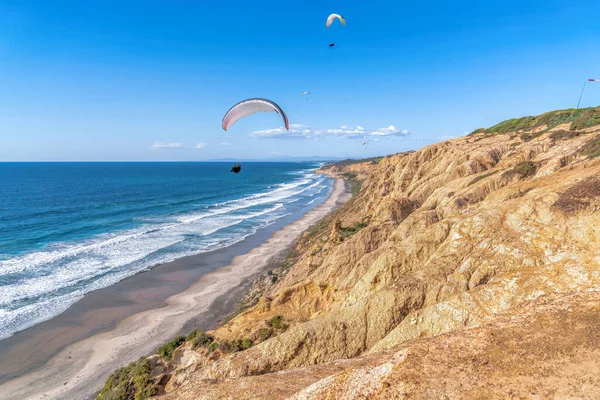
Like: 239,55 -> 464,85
0,162 -> 331,340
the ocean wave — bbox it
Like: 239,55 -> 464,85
0,171 -> 330,339
211,178 -> 313,208
0,202 -> 286,281
0,177 -> 323,277
0,208 -> 294,340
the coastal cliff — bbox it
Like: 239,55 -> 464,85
100,106 -> 600,399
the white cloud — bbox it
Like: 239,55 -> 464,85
251,123 -> 411,140
220,142 -> 231,146
151,142 -> 185,149
371,125 -> 411,136
195,143 -> 208,149
325,125 -> 366,137
251,124 -> 314,139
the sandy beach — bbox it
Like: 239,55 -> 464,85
0,177 -> 349,400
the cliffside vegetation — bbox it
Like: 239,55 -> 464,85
470,106 -> 600,137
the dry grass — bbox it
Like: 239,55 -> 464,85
581,137 -> 600,159
553,176 -> 600,213
549,130 -> 582,141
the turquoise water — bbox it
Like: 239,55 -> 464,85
0,162 -> 331,340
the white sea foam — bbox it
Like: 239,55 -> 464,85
0,173 -> 331,340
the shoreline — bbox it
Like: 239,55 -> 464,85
0,177 -> 350,400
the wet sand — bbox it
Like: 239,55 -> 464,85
0,178 -> 350,400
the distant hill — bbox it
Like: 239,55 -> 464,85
205,156 -> 346,163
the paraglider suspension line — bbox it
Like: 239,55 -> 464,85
577,81 -> 587,110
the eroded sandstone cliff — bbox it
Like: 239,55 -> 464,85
99,107 -> 600,399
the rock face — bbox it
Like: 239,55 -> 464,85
160,111 -> 600,399
162,292 -> 600,400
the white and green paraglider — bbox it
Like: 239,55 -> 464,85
326,13 -> 345,27
326,13 -> 345,47
222,98 -> 290,131
302,91 -> 311,100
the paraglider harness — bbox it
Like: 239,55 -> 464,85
230,164 -> 242,173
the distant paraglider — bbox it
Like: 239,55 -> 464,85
326,14 -> 345,27
218,14 -> 355,169
326,14 -> 344,47
222,98 -> 290,131
362,141 -> 369,150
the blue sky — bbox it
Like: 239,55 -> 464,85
1,0 -> 599,161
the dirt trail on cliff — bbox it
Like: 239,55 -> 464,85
115,108 -> 600,399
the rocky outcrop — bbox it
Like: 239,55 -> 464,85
150,108 -> 600,398
162,291 -> 600,399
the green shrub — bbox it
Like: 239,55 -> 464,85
268,315 -> 289,331
130,360 -> 156,400
581,137 -> 600,158
232,338 -> 253,350
519,130 -> 544,142
207,342 -> 219,353
570,108 -> 600,131
586,118 -> 600,128
468,171 -> 497,186
513,161 -> 537,176
217,339 -> 252,353
257,327 -> 273,342
217,340 -> 238,353
97,358 -> 157,400
188,330 -> 214,350
338,221 -> 369,241
157,336 -> 185,361
196,337 -> 253,356
487,116 -> 536,134
186,329 -> 201,341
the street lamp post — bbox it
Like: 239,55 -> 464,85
577,78 -> 599,109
